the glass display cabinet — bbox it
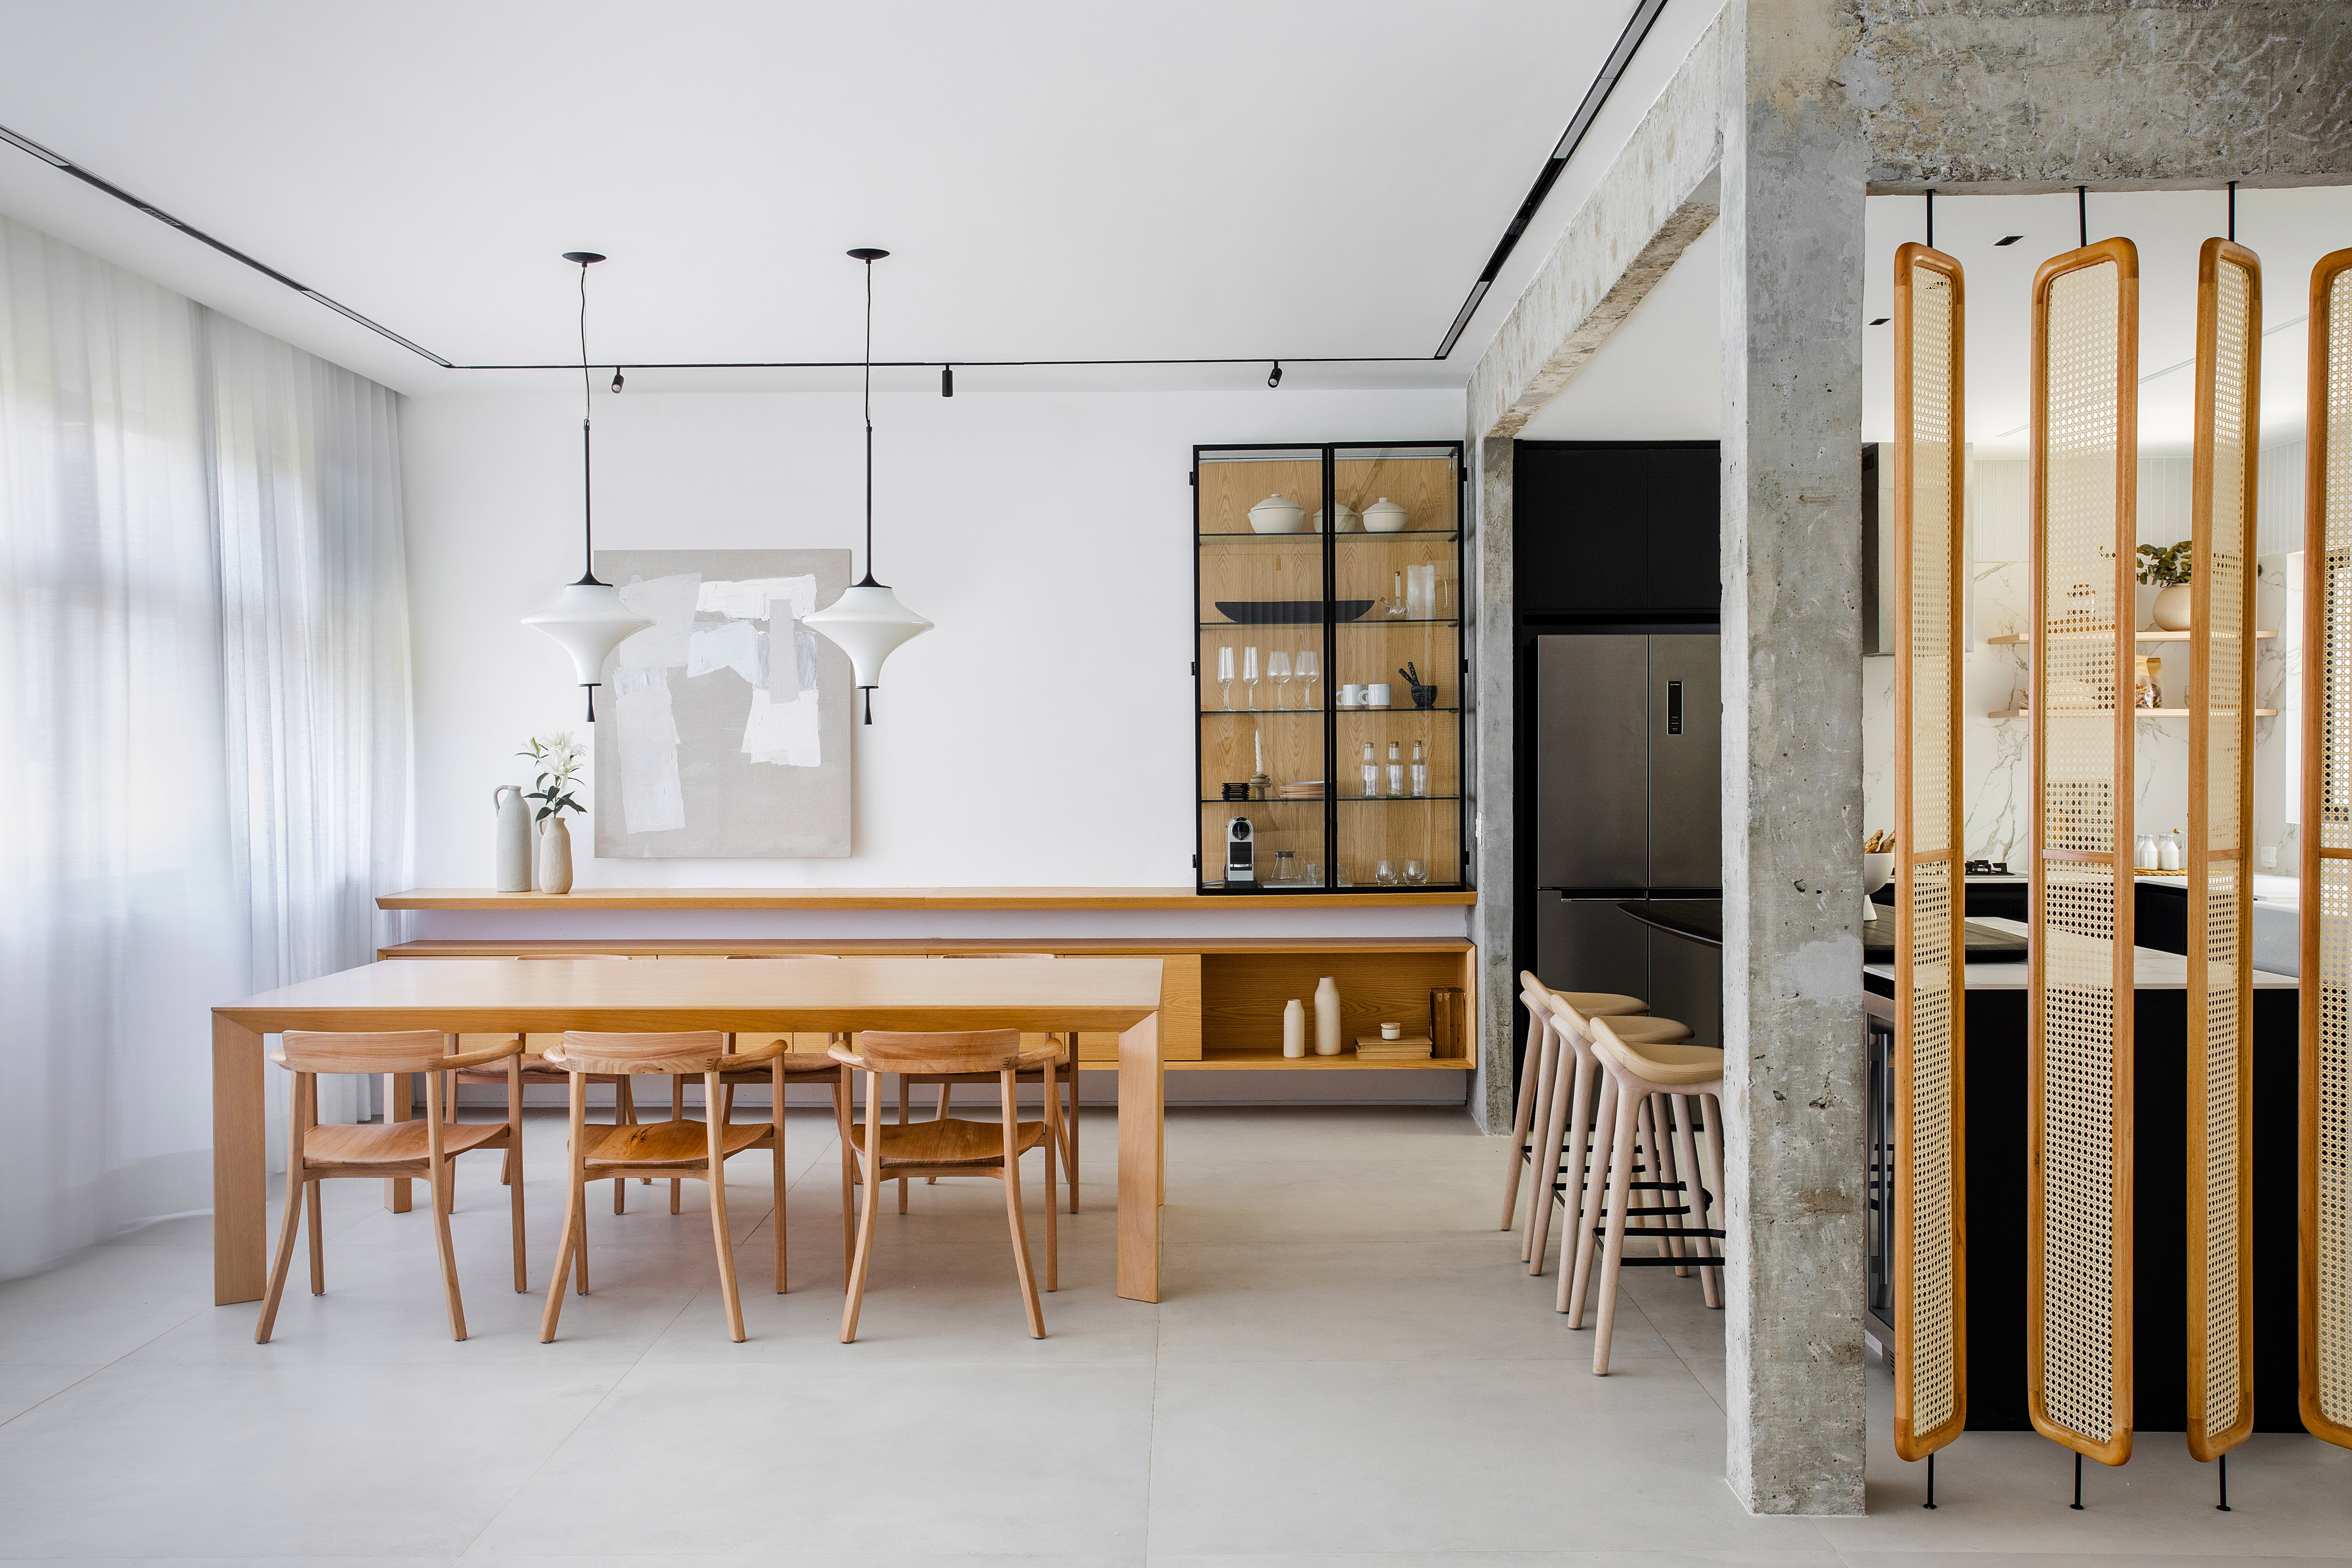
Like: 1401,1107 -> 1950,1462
1192,442 -> 1468,894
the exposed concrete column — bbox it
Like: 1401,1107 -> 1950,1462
1716,0 -> 1870,1515
1467,431 -> 1513,1130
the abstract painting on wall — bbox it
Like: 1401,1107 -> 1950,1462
591,549 -> 853,858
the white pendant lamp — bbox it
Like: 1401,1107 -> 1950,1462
804,248 -> 932,723
522,251 -> 651,720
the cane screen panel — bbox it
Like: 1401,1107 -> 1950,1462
2030,243 -> 2136,1466
2307,251 -> 2352,1449
1892,244 -> 1966,1461
2187,241 -> 2258,1462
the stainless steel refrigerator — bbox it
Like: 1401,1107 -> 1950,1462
1534,633 -> 1723,1049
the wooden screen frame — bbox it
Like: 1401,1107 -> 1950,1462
2185,237 -> 2261,1463
1891,241 -> 1968,1463
2027,237 -> 2138,1469
2301,246 -> 2352,1451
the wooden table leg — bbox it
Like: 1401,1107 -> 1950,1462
212,1014 -> 268,1305
1116,1009 -> 1163,1303
384,1072 -> 414,1212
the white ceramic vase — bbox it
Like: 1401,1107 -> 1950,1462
1282,998 -> 1306,1058
494,785 -> 533,892
1313,977 -> 1343,1055
536,814 -> 574,895
2152,583 -> 2193,631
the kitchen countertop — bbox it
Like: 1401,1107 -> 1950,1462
1864,915 -> 2297,991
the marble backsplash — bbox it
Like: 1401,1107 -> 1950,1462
1862,456 -> 2294,868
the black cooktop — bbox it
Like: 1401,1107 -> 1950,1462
1863,920 -> 2029,965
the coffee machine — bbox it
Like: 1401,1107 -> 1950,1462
1223,814 -> 1256,886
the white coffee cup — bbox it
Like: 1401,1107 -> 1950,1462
1337,684 -> 1366,707
1366,682 -> 1393,708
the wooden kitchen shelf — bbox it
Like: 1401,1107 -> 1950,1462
378,886 -> 1476,912
1983,630 -> 2277,644
1986,708 -> 2279,719
1170,1050 -> 1473,1071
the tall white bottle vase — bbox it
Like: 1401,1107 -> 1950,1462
1313,977 -> 1343,1056
495,785 -> 533,892
1282,998 -> 1307,1058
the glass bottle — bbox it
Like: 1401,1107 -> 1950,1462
1386,742 -> 1404,797
1359,741 -> 1380,799
1409,740 -> 1428,799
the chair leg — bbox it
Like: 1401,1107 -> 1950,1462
774,1108 -> 786,1295
670,1073 -> 686,1214
1672,1092 -> 1720,1309
305,1179 -> 325,1295
1004,1153 -> 1045,1339
1065,1070 -> 1081,1213
1501,1006 -> 1547,1231
836,1077 -> 856,1280
840,1084 -> 883,1343
539,1166 -> 581,1342
897,1077 -> 910,1213
508,1136 -> 529,1293
926,1081 -> 949,1185
615,1078 -> 635,1213
1525,1038 -> 1578,1276
431,1155 -> 468,1341
1519,1027 -> 1560,1261
1565,1075 -> 1617,1325
255,1175 -> 307,1344
709,1167 -> 745,1344
1592,1080 -> 1643,1374
1044,1080 -> 1059,1293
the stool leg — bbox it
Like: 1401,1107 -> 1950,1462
1501,1006 -> 1548,1231
1519,1026 -> 1560,1261
1701,1091 -> 1727,1311
1592,1080 -> 1643,1374
1564,1073 -> 1617,1324
1526,1035 -> 1577,1276
1672,1091 -> 1719,1308
1552,1046 -> 1598,1304
1641,1095 -> 1687,1273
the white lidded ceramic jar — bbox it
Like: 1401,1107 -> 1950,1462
1248,493 -> 1307,534
2152,583 -> 2192,631
1311,501 -> 1358,533
1361,497 -> 1409,533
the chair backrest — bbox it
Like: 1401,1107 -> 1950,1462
552,1030 -> 733,1076
517,951 -> 631,960
278,1029 -> 453,1074
841,1028 -> 1030,1075
725,952 -> 841,958
941,952 -> 1057,959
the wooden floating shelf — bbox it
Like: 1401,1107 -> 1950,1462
378,887 -> 1477,912
1986,708 -> 2280,719
1169,1051 -> 1472,1072
1983,629 -> 2278,644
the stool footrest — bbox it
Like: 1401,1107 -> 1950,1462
1610,1255 -> 1726,1267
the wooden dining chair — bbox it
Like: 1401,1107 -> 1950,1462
257,1030 -> 524,1344
448,953 -> 641,1214
538,1031 -> 789,1344
831,1030 -> 1061,1342
904,954 -> 1080,1214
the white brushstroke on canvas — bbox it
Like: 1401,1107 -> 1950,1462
697,575 -> 816,622
743,684 -> 822,766
617,572 -> 701,667
612,663 -> 687,833
688,617 -> 763,684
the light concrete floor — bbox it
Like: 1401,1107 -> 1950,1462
0,1104 -> 2346,1565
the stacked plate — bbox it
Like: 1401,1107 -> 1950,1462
1277,780 -> 1325,800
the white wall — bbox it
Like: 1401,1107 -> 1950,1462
401,384 -> 1468,919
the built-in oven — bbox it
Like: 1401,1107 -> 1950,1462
1863,993 -> 1897,1359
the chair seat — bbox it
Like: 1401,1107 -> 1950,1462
1554,991 -> 1649,1019
455,1054 -> 623,1082
1600,1015 -> 1695,1046
1599,1033 -> 1723,1086
854,1116 -> 1047,1169
719,1055 -> 845,1080
578,1119 -> 772,1167
303,1119 -> 508,1167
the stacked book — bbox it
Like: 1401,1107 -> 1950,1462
1276,779 -> 1325,801
1355,1034 -> 1434,1061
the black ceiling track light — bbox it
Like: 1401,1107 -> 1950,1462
1267,360 -> 1283,389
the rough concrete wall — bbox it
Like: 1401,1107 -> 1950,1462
1468,431 -> 1513,1131
1718,0 -> 1871,1516
1858,0 -> 2352,190
1467,16 -> 1728,442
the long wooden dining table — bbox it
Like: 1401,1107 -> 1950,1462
209,955 -> 1169,1305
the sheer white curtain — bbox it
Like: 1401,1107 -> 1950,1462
0,216 -> 411,1279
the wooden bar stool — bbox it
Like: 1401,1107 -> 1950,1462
448,954 -> 640,1214
1527,992 -> 1695,1281
256,1031 -> 525,1344
1575,1015 -> 1726,1374
538,1031 -> 788,1344
1501,972 -> 1649,1256
831,1029 -> 1061,1342
907,955 -> 1080,1214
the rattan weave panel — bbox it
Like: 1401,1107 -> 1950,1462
2310,255 -> 2352,1448
2031,245 -> 2135,1464
1893,246 -> 1966,1462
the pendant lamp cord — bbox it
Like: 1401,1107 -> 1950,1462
860,255 -> 879,586
575,259 -> 604,587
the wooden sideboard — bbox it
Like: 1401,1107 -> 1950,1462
377,937 -> 1475,1071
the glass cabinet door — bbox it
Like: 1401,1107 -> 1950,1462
1193,442 -> 1466,893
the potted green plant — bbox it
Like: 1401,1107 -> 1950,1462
2137,540 -> 2193,631
520,731 -> 585,894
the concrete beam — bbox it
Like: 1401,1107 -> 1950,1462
1467,19 -> 1726,444
1718,0 -> 1870,1515
1857,0 -> 2352,191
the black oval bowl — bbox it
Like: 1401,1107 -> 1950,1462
1213,599 -> 1374,625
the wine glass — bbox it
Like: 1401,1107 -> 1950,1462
1217,646 -> 1235,711
1297,649 -> 1319,708
1243,646 -> 1260,710
1268,651 -> 1291,709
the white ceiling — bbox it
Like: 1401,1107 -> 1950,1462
1519,183 -> 2351,454
0,0 -> 1719,398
